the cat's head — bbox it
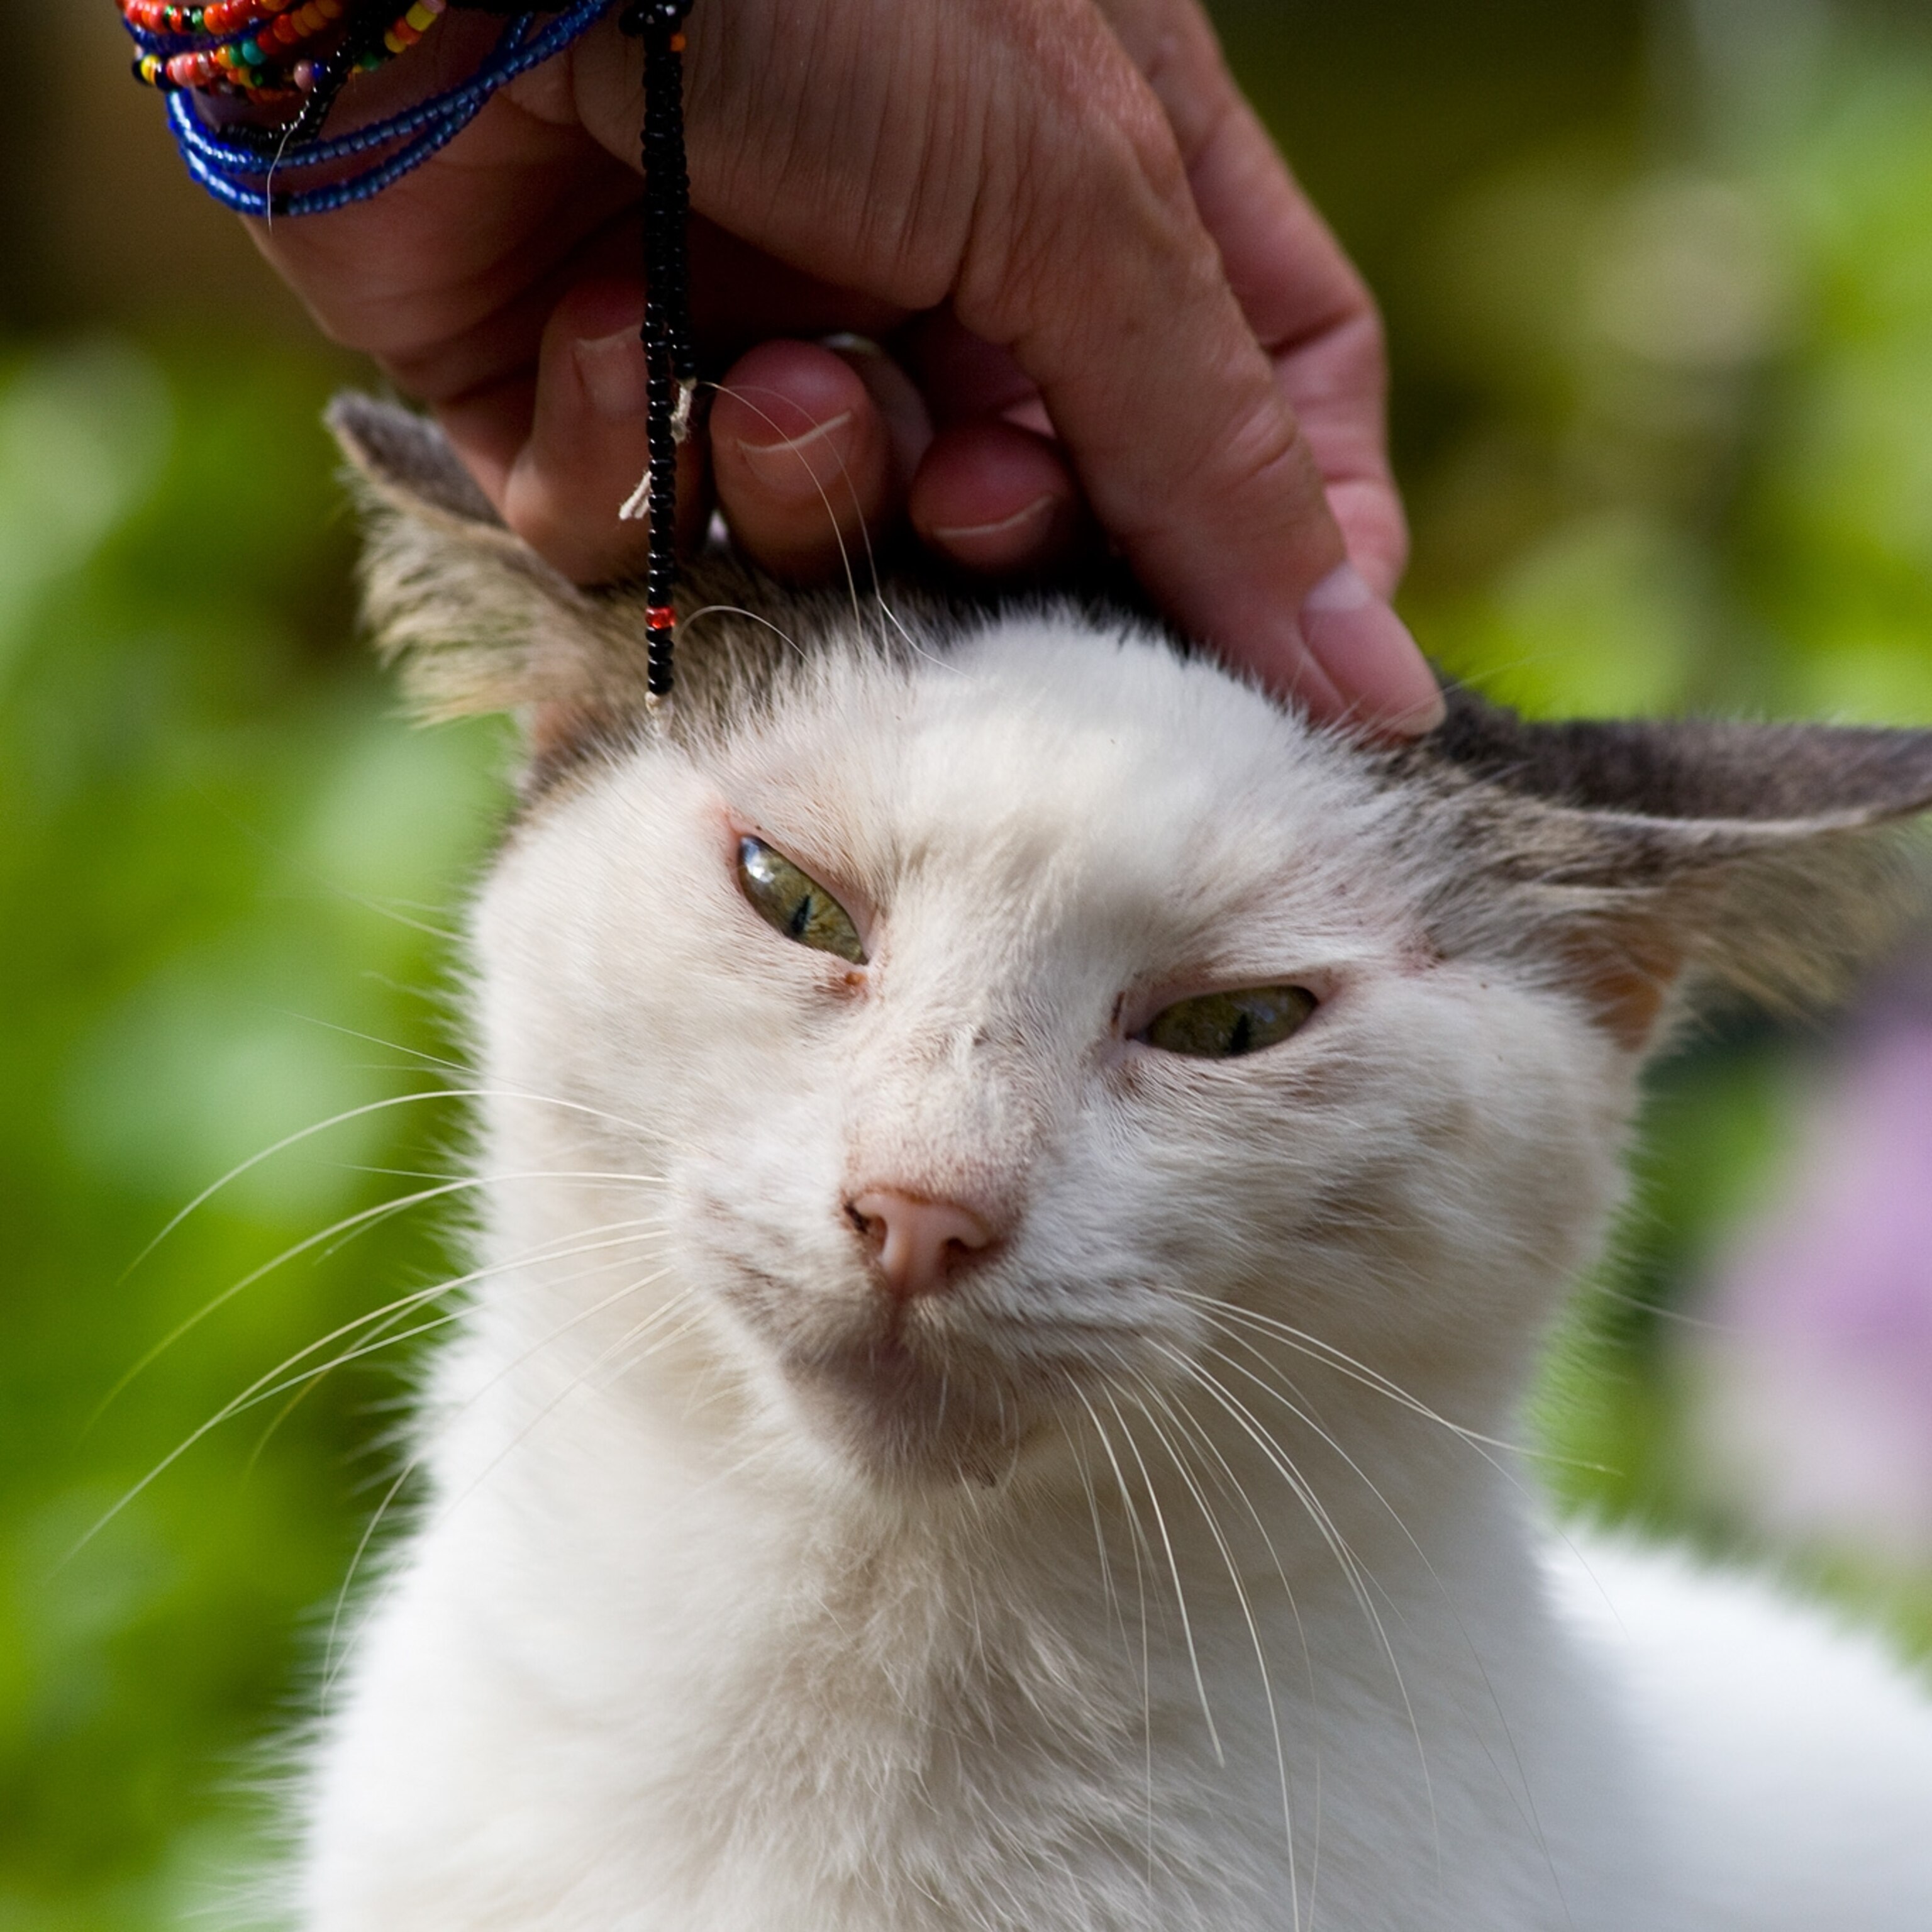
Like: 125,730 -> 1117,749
336,397 -> 1932,1499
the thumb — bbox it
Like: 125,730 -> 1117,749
948,31 -> 1441,734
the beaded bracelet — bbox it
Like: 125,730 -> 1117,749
119,2 -> 617,213
119,0 -> 700,699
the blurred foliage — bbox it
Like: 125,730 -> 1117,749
6,4 -> 1932,1926
0,338 -> 506,1928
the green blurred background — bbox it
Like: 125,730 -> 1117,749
5,1 -> 1932,1923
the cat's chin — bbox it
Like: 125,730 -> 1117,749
776,1329 -> 1051,1489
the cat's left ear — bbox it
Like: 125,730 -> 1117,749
1418,688 -> 1932,1049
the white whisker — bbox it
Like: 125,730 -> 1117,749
1118,1365 -> 1302,1932
1169,1289 -> 1517,1456
1135,1366 -> 1328,1925
74,1219 -> 677,1565
1148,1338 -> 1435,1843
1063,1376 -> 1158,1890
1097,1381 -> 1224,1768
117,1082 -> 662,1292
96,1177 -> 669,1423
324,1273 -> 694,1697
680,602 -> 808,658
700,382 -> 876,645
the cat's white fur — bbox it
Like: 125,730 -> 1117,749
297,606 -> 1932,1931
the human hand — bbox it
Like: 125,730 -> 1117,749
249,0 -> 1443,735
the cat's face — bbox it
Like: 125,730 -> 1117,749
329,396 -> 1932,1497
474,617 -> 1628,1488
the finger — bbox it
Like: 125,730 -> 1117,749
908,9 -> 1431,732
908,420 -> 1082,577
1101,0 -> 1411,602
819,335 -> 936,493
1196,95 -> 1409,597
711,341 -> 898,582
905,314 -> 1040,426
970,103 -> 1424,729
248,91 -> 638,386
484,280 -> 696,585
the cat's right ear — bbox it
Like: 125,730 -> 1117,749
327,394 -> 652,758
1416,687 -> 1932,1050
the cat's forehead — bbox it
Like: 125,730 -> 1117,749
697,613 -> 1401,933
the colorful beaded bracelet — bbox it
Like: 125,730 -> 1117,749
119,0 -> 701,699
118,2 -> 618,216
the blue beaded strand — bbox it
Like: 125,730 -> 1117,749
140,0 -> 616,218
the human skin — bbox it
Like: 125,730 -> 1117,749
248,0 -> 1443,734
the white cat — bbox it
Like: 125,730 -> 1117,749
297,397 -> 1932,1932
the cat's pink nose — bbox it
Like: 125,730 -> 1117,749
847,1190 -> 996,1300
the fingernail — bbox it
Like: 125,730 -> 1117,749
1298,563 -> 1446,736
823,335 -> 933,486
734,410 -> 857,497
930,494 -> 1059,547
574,328 -> 648,421
818,331 -> 886,359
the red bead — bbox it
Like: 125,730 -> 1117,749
647,606 -> 676,631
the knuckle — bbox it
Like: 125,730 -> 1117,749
1102,74 -> 1191,208
957,2 -> 1197,333
1292,308 -> 1391,414
1173,394 -> 1335,567
1191,404 -> 1301,513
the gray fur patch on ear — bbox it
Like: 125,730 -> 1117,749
325,385 -> 1002,752
1433,683 -> 1932,828
1399,687 -> 1932,1042
325,390 -> 958,780
326,392 -> 502,528
328,391 -> 617,731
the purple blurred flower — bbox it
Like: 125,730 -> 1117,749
1701,967 -> 1932,1562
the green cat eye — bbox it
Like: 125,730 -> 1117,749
1138,985 -> 1317,1059
736,837 -> 867,964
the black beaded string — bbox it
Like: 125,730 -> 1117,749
619,0 -> 697,704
